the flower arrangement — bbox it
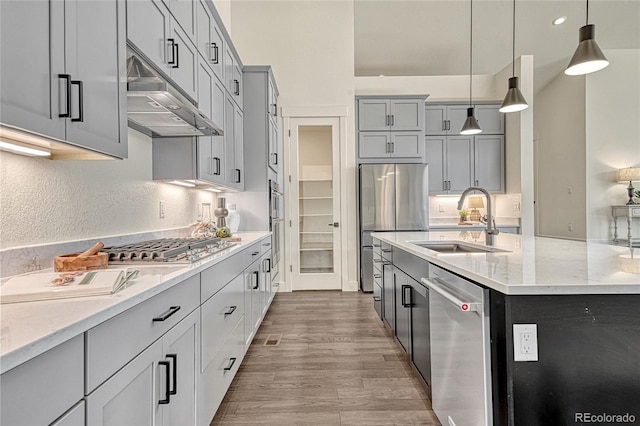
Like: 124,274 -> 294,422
458,209 -> 469,222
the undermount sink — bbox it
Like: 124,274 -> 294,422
412,241 -> 511,254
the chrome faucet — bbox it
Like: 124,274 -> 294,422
458,187 -> 499,245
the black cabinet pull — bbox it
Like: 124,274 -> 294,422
373,296 -> 381,302
235,168 -> 241,183
263,258 -> 271,272
166,354 -> 177,395
167,38 -> 176,65
272,152 -> 278,165
211,42 -> 219,64
58,74 -> 71,118
214,157 -> 221,175
401,284 -> 412,308
373,273 -> 381,279
224,357 -> 237,372
173,42 -> 179,69
71,80 -> 83,122
152,306 -> 181,322
158,360 -> 171,404
234,79 -> 240,96
391,115 -> 395,126
252,270 -> 259,289
224,306 -> 237,316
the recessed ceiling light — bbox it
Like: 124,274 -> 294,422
378,74 -> 385,78
553,16 -> 567,25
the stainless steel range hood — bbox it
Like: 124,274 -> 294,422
126,49 -> 223,137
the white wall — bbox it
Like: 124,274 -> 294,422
586,49 -> 640,242
534,49 -> 640,242
355,75 -> 496,101
228,0 -> 358,290
0,129 -> 216,249
534,72 -> 587,239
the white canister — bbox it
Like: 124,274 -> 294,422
227,203 -> 240,234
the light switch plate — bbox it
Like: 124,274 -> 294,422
513,324 -> 538,361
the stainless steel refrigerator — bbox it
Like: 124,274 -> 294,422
359,163 -> 429,292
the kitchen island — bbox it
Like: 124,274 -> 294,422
373,231 -> 640,426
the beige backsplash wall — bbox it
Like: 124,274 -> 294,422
0,129 -> 216,249
429,194 -> 522,221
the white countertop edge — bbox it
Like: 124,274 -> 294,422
372,232 -> 640,296
0,232 -> 270,374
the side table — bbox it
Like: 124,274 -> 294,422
612,205 -> 640,247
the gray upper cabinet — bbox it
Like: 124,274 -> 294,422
475,105 -> 504,134
357,96 -> 427,163
126,0 -> 171,78
127,0 -> 197,101
358,132 -> 423,159
196,0 -> 224,81
243,67 -> 280,174
168,19 -> 198,101
223,45 -> 243,109
163,0 -> 196,42
425,134 -> 504,194
225,94 -> 244,190
1,0 -> 127,159
425,103 -> 505,194
359,99 -> 424,132
474,135 -> 505,192
1,0 -> 65,141
425,105 -> 468,135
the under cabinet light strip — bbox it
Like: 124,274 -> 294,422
0,140 -> 51,157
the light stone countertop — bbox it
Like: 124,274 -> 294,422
0,232 -> 269,374
372,231 -> 640,296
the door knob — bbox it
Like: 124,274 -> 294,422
328,222 -> 340,227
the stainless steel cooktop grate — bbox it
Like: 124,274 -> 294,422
104,237 -> 224,263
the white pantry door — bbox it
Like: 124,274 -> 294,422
289,117 -> 342,290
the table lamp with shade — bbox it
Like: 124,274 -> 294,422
468,196 -> 485,222
617,167 -> 640,205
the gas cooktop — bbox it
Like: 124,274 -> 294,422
103,237 -> 236,264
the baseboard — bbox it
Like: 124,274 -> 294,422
342,280 -> 359,292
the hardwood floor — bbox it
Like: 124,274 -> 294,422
211,291 -> 440,425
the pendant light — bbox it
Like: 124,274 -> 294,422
565,0 -> 609,76
499,0 -> 528,113
460,0 -> 482,135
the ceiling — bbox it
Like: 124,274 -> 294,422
354,0 -> 640,92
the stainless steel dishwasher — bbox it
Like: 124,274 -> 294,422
421,265 -> 492,426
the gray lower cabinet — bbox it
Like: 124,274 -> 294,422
87,311 -> 200,425
86,338 -> 162,426
382,262 -> 395,332
1,0 -> 127,159
260,251 -> 273,316
0,334 -> 84,426
409,279 -> 431,386
394,268 -> 411,353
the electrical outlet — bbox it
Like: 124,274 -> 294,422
159,200 -> 166,218
568,224 -> 573,232
513,201 -> 521,211
568,186 -> 573,194
513,324 -> 538,361
439,204 -> 445,212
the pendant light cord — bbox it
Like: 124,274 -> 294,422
586,0 -> 589,25
469,0 -> 473,107
512,0 -> 516,77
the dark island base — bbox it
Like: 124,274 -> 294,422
490,292 -> 640,426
